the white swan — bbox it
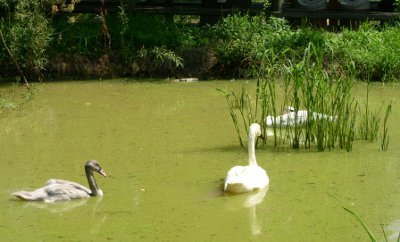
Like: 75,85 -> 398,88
12,160 -> 106,203
224,123 -> 269,193
265,106 -> 299,127
265,106 -> 337,127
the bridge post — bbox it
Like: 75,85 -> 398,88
200,0 -> 220,25
165,0 -> 174,22
272,0 -> 285,11
127,0 -> 137,12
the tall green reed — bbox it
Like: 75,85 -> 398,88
276,43 -> 357,151
357,75 -> 392,147
381,101 -> 392,151
217,88 -> 245,147
254,49 -> 279,146
217,48 -> 279,147
219,43 -> 391,151
358,74 -> 380,142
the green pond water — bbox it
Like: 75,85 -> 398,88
1,80 -> 399,241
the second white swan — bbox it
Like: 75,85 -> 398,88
265,106 -> 337,127
224,123 -> 269,193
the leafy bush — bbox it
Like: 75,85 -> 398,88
1,0 -> 53,81
326,23 -> 400,82
1,4 -> 400,81
208,15 -> 328,76
51,14 -> 104,56
209,15 -> 400,81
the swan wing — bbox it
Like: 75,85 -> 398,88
296,111 -> 308,125
224,166 -> 269,193
45,179 -> 92,194
224,166 -> 254,193
42,183 -> 91,202
13,181 -> 91,202
226,165 -> 246,177
312,112 -> 337,121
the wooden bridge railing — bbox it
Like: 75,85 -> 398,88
66,0 -> 400,27
1,0 -> 399,27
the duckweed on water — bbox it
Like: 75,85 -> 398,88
1,80 -> 399,241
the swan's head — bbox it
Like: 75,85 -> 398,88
287,106 -> 296,112
249,123 -> 263,139
86,160 -> 107,177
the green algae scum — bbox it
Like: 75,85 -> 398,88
1,80 -> 400,241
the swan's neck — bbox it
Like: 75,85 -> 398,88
85,165 -> 101,196
248,134 -> 258,166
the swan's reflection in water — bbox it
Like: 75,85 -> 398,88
12,195 -> 107,235
15,198 -> 89,213
224,187 -> 269,235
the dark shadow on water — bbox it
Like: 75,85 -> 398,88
185,145 -> 246,154
206,178 -> 226,198
185,143 -> 319,155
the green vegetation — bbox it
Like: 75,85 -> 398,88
0,83 -> 36,116
381,101 -> 392,151
219,44 -> 358,151
1,2 -> 400,81
210,14 -> 400,82
327,22 -> 400,82
0,0 -> 53,81
218,43 -> 392,151
0,2 -> 396,148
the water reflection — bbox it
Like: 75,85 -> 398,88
385,219 -> 400,241
224,187 -> 269,235
18,199 -> 88,213
11,196 -> 103,214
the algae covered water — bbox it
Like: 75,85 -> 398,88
1,80 -> 399,241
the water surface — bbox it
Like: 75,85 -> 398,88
1,80 -> 399,241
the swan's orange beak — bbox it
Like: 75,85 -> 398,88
98,169 -> 107,177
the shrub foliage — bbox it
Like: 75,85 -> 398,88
0,4 -> 400,81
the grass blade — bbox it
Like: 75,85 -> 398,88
380,219 -> 388,242
342,206 -> 377,242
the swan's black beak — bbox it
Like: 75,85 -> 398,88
256,134 -> 265,146
98,169 -> 107,177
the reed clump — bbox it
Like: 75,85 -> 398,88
219,44 -> 391,151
